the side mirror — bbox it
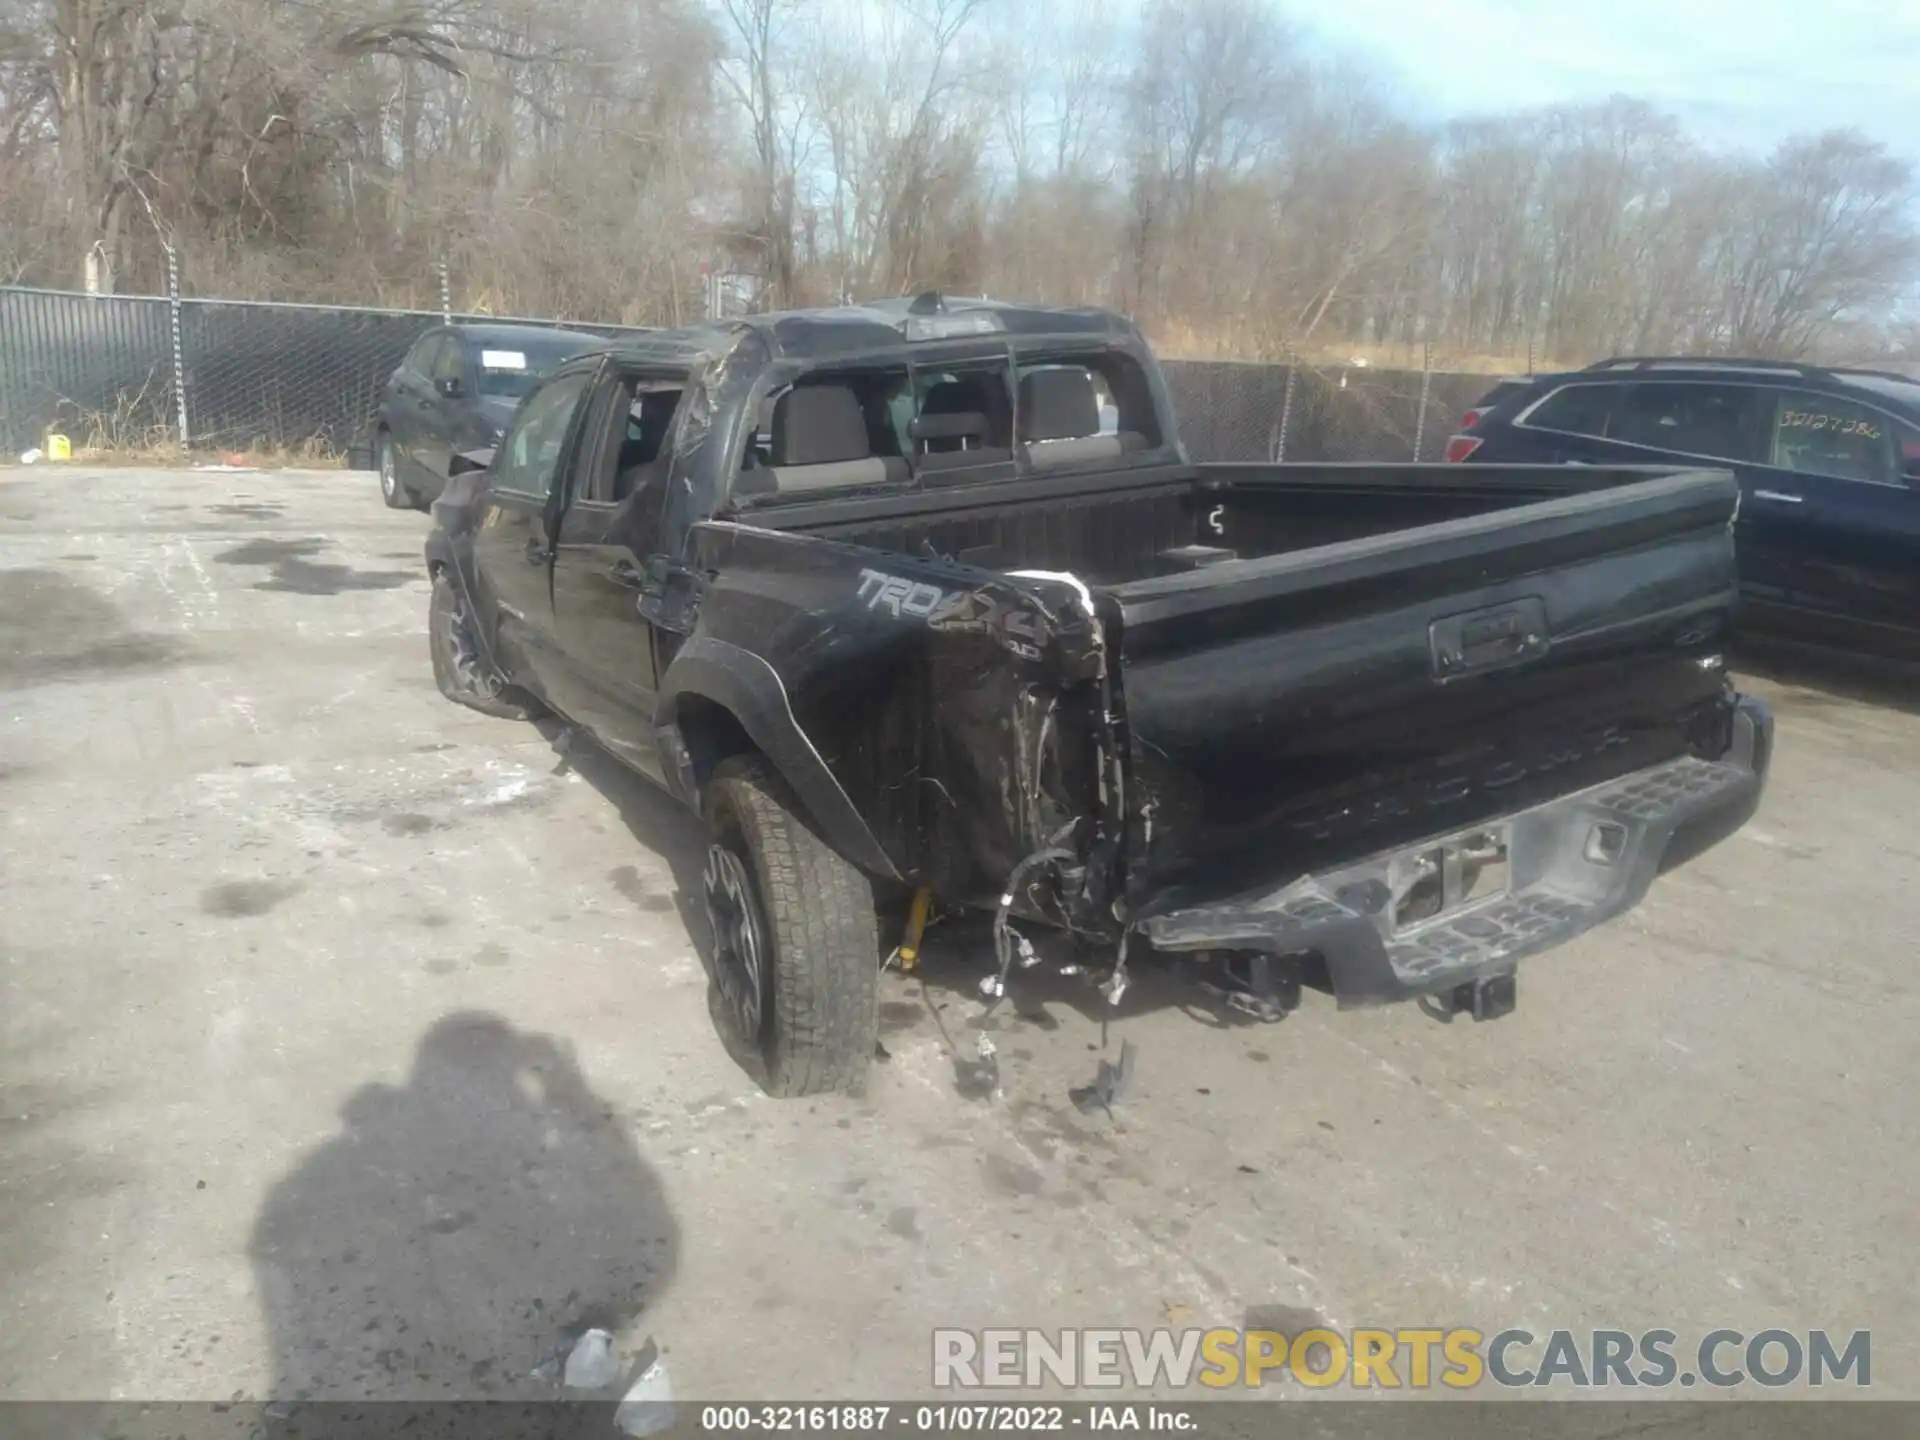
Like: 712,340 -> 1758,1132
448,446 -> 495,478
436,376 -> 465,399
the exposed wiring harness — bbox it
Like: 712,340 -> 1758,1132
983,820 -> 1081,1008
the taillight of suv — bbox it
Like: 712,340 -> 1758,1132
1444,405 -> 1494,462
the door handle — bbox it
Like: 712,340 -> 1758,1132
608,558 -> 644,587
1754,490 -> 1804,504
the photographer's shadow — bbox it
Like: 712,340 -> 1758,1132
249,1012 -> 678,1399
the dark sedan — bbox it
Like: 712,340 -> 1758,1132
374,323 -> 604,509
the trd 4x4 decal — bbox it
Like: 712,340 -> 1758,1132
856,567 -> 1046,662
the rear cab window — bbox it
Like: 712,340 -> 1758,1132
737,364 -> 916,503
728,345 -> 1169,509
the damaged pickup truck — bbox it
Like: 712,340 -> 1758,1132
422,295 -> 1774,1095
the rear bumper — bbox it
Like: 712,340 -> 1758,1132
1140,694 -> 1774,1005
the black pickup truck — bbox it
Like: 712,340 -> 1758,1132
422,295 -> 1774,1096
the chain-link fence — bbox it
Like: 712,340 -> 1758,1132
1163,355 -> 1500,463
2,283 -> 1513,464
0,286 -> 651,459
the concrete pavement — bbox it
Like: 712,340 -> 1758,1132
2,466 -> 1915,1404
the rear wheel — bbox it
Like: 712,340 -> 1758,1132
377,433 -> 416,510
703,755 -> 880,1097
428,569 -> 545,720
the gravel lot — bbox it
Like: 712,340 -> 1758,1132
2,465 -> 1916,1405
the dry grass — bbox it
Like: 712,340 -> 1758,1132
61,438 -> 348,469
41,396 -> 348,469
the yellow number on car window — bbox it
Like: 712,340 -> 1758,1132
1782,408 -> 1882,440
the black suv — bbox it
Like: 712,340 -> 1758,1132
1447,358 -> 1920,660
374,323 -> 605,510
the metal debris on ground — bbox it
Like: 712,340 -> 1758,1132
529,1336 -> 571,1386
563,1327 -> 621,1390
615,1339 -> 677,1437
1070,1039 -> 1138,1117
1100,929 -> 1133,1008
953,1031 -> 1001,1101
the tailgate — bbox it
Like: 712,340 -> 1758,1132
1100,469 -> 1743,911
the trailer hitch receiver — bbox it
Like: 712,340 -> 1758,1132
1447,970 -> 1517,1022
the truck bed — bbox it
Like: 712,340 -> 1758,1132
760,461 -> 1691,584
746,460 -> 1743,913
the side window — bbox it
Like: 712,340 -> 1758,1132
606,382 -> 685,505
1520,382 -> 1618,439
430,338 -> 467,386
1767,390 -> 1900,486
1610,382 -> 1763,463
494,372 -> 592,498
404,333 -> 443,376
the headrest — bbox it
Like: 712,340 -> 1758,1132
1018,368 -> 1099,442
923,379 -> 989,415
772,384 -> 869,466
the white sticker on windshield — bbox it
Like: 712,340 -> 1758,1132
479,350 -> 528,371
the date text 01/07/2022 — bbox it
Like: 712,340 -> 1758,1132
699,1405 -> 1197,1432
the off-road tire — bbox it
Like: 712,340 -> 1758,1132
429,569 -> 546,720
377,432 -> 417,510
704,755 -> 880,1097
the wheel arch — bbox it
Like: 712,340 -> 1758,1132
657,638 -> 899,883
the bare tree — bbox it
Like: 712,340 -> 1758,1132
1,0 -> 1914,362
716,0 -> 806,307
1714,130 -> 1919,355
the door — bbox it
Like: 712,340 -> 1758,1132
1745,388 -> 1920,651
418,334 -> 471,493
388,332 -> 443,479
469,368 -> 597,703
548,376 -> 687,775
1523,379 -> 1793,600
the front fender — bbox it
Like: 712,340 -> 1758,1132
657,637 -> 900,882
423,526 -> 515,681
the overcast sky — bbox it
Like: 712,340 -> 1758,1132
1296,0 -> 1920,158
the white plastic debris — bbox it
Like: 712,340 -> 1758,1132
563,1328 -> 621,1390
615,1344 -> 676,1437
19,448 -> 41,465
